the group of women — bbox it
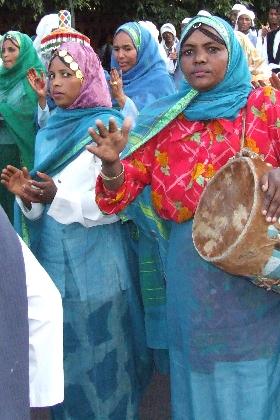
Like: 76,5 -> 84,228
1,13 -> 280,420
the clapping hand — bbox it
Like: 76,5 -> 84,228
1,166 -> 57,205
22,172 -> 57,204
1,165 -> 30,196
87,117 -> 131,189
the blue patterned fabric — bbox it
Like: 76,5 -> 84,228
120,189 -> 171,351
37,220 -> 151,419
166,220 -> 280,419
111,22 -> 176,110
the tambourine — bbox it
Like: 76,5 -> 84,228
192,152 -> 280,293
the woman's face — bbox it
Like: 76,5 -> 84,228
113,31 -> 137,73
1,39 -> 20,69
180,27 -> 228,92
48,56 -> 82,108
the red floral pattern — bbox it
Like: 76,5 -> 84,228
96,88 -> 280,223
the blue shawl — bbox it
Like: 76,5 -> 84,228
122,15 -> 252,157
111,22 -> 176,110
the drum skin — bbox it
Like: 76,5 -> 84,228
192,156 -> 280,277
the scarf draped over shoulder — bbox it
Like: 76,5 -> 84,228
0,31 -> 45,168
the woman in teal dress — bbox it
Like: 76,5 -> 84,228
2,41 -> 150,419
0,31 -> 44,222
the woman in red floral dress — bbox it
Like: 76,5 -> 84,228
88,15 -> 280,420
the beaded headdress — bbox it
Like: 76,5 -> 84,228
40,10 -> 90,62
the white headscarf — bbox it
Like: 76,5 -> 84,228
236,9 -> 255,28
197,10 -> 212,17
33,14 -> 59,54
231,4 -> 247,12
160,23 -> 176,38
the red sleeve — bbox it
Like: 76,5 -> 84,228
96,136 -> 157,214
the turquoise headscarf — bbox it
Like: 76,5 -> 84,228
122,15 -> 252,158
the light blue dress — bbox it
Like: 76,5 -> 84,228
167,221 -> 280,419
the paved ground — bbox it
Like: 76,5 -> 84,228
30,373 -> 171,419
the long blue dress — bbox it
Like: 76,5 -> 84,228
167,221 -> 280,419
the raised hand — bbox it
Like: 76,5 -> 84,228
261,25 -> 269,39
110,68 -> 126,108
87,117 -> 131,164
27,68 -> 47,108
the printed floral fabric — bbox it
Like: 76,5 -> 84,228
96,87 -> 280,222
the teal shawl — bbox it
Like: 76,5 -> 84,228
122,15 -> 252,158
15,106 -> 123,245
32,106 -> 123,177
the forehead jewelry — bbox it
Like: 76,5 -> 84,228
58,49 -> 84,80
4,34 -> 19,48
183,22 -> 225,48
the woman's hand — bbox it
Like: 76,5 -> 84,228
27,68 -> 47,109
109,68 -> 126,108
87,117 -> 131,164
1,165 -> 29,196
87,117 -> 131,190
1,165 -> 32,208
24,172 -> 57,204
261,168 -> 280,222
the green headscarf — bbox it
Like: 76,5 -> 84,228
0,31 -> 45,169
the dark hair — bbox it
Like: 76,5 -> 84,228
268,3 -> 280,12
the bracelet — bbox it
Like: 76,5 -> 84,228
99,163 -> 124,181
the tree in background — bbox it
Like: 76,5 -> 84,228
0,0 -> 270,38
